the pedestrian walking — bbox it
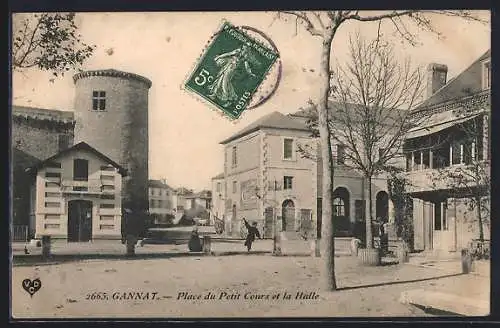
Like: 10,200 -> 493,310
242,218 -> 261,252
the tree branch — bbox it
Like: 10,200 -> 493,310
282,11 -> 324,37
346,10 -> 416,22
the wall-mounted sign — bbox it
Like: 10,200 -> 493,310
241,179 -> 259,210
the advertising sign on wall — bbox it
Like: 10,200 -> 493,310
240,179 -> 259,210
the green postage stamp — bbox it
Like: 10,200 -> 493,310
184,21 -> 279,120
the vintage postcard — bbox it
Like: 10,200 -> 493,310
10,11 -> 491,319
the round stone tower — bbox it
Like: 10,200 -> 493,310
73,69 -> 152,213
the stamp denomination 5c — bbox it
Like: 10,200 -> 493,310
184,21 -> 279,120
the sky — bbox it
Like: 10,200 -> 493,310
12,11 -> 491,191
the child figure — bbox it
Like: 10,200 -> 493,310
242,218 -> 261,252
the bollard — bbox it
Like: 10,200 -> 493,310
41,236 -> 51,258
273,220 -> 282,256
126,234 -> 137,256
203,235 -> 212,254
350,238 -> 361,257
461,248 -> 473,274
396,242 -> 409,264
310,239 -> 320,257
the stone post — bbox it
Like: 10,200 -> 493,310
126,234 -> 137,256
203,235 -> 212,254
41,236 -> 51,259
396,241 -> 409,264
273,215 -> 282,256
461,249 -> 473,274
310,239 -> 320,257
350,237 -> 360,257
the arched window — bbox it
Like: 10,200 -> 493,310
333,197 -> 345,216
332,187 -> 351,236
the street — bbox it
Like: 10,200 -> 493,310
11,250 -> 490,318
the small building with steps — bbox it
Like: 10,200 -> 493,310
25,142 -> 127,241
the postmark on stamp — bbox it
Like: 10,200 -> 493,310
184,21 -> 279,120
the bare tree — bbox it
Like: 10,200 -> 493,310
330,33 -> 424,249
12,13 -> 95,78
301,33 -> 424,248
275,10 -> 486,291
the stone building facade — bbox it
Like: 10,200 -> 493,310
219,111 -> 318,239
404,50 -> 491,253
12,106 -> 74,159
289,108 -> 396,240
148,179 -> 178,224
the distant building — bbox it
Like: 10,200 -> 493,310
175,187 -> 194,212
211,173 -> 225,221
219,111 -> 317,238
184,190 -> 212,211
403,50 -> 491,252
25,142 -> 127,241
148,179 -> 177,223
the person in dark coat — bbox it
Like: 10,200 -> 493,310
121,208 -> 132,244
243,218 -> 261,252
188,227 -> 202,252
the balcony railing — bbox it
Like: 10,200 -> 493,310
406,161 -> 490,194
60,179 -> 115,194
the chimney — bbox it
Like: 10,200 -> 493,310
426,63 -> 448,99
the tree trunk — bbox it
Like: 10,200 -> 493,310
366,175 -> 374,248
476,196 -> 484,241
318,33 -> 337,291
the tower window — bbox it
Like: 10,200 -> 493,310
92,91 -> 106,111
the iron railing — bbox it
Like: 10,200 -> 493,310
12,225 -> 29,242
60,179 -> 114,193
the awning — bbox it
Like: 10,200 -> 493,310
406,113 -> 481,139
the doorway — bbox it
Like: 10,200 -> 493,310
376,191 -> 389,222
264,207 -> 274,238
282,199 -> 295,232
333,187 -> 350,236
68,200 -> 93,242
